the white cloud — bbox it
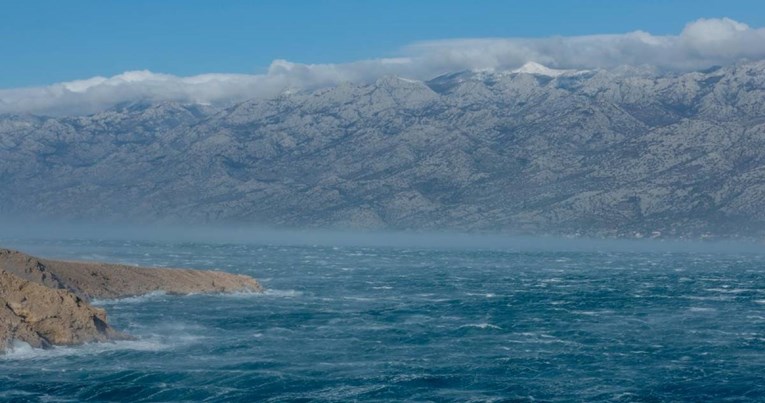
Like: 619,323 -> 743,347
2,17 -> 764,116
406,17 -> 765,72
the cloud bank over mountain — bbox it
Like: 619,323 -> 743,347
2,17 -> 764,116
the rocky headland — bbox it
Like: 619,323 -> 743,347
0,248 -> 262,353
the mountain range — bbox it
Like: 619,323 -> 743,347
2,61 -> 765,239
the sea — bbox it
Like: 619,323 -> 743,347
1,233 -> 764,402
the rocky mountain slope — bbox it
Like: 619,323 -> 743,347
2,61 -> 765,238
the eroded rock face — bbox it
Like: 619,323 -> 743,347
0,248 -> 263,301
0,269 -> 127,352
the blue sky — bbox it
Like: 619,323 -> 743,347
2,0 -> 764,88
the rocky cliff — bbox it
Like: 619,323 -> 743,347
0,269 -> 127,352
0,248 -> 262,352
1,61 -> 765,238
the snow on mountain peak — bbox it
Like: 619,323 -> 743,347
511,62 -> 578,77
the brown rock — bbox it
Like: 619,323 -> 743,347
0,248 -> 263,301
0,248 -> 263,353
0,269 -> 129,352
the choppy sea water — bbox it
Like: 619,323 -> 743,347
1,238 -> 765,402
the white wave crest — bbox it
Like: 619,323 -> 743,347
91,291 -> 168,306
263,289 -> 304,297
459,323 -> 502,330
1,338 -> 168,361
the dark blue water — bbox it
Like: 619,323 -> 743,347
1,239 -> 765,401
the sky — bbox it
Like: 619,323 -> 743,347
1,0 -> 765,115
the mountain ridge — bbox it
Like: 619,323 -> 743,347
2,61 -> 765,239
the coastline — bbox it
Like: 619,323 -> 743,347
0,248 -> 262,353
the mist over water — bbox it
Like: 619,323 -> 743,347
1,228 -> 765,401
2,220 -> 764,254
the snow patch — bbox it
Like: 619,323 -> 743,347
510,62 -> 583,77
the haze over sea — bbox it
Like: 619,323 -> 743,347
1,230 -> 763,401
